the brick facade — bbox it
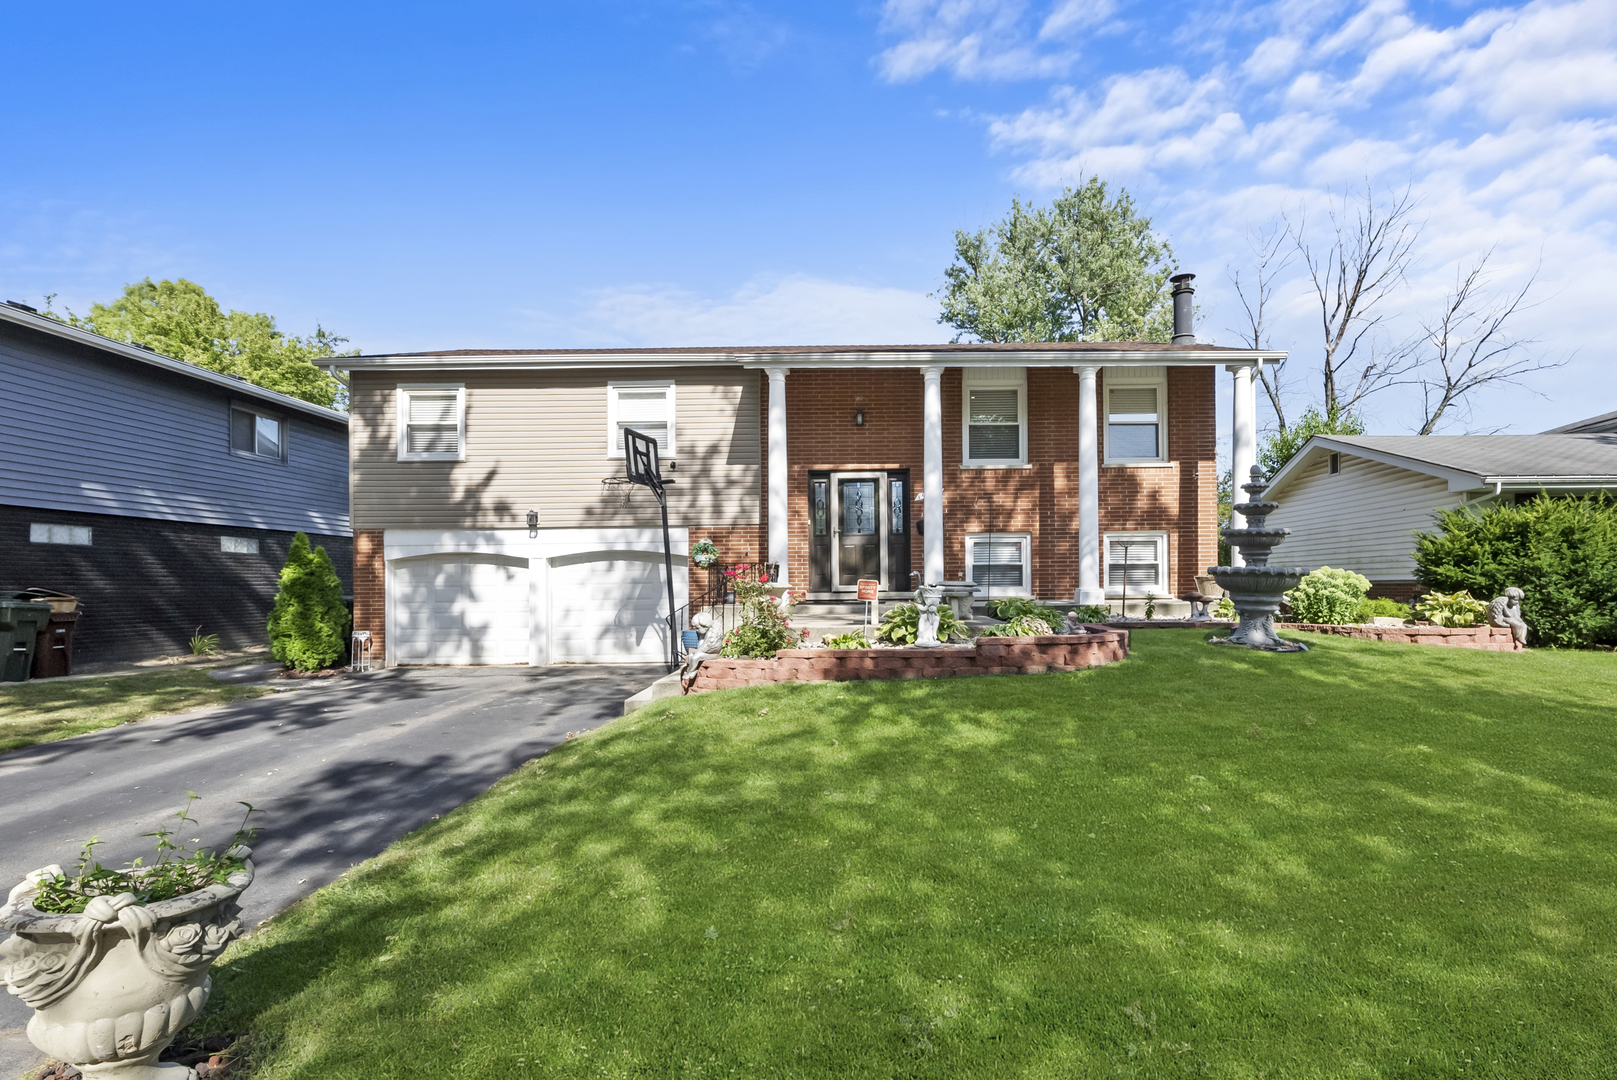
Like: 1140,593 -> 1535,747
761,366 -> 1217,600
3,504 -> 352,666
352,528 -> 386,664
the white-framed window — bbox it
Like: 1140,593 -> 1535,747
231,405 -> 285,462
608,381 -> 676,458
1104,532 -> 1168,596
1103,367 -> 1167,463
30,523 -> 91,546
962,367 -> 1026,467
397,384 -> 466,462
966,533 -> 1031,597
221,536 -> 260,554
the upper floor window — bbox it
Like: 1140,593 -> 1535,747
231,406 -> 284,462
963,367 -> 1026,467
31,523 -> 91,545
397,384 -> 465,462
608,382 -> 676,458
1104,367 -> 1167,463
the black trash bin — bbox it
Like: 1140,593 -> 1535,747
0,599 -> 55,681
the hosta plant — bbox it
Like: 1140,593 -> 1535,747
1285,566 -> 1372,624
820,630 -> 870,649
1415,589 -> 1488,627
982,615 -> 1054,637
875,603 -> 971,645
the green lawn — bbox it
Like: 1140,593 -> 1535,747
0,669 -> 271,755
195,631 -> 1616,1078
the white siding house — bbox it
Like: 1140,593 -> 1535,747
1265,433 -> 1617,597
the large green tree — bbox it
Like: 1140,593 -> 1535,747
938,177 -> 1177,343
1257,405 -> 1367,477
50,278 -> 353,408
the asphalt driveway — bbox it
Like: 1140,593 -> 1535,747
0,664 -> 662,1079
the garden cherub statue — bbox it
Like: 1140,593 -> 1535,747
681,610 -> 727,692
913,584 -> 944,647
1486,587 -> 1529,646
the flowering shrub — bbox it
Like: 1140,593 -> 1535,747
1415,589 -> 1488,627
720,584 -> 806,658
1285,566 -> 1372,624
1355,597 -> 1411,623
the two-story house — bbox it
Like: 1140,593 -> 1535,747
335,276 -> 1281,667
0,301 -> 350,667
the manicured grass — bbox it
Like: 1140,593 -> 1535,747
198,632 -> 1616,1078
0,669 -> 271,755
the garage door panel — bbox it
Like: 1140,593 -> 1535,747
393,556 -> 530,665
550,556 -> 675,663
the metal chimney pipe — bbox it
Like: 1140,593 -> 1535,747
1170,273 -> 1196,344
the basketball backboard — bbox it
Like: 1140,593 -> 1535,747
623,426 -> 662,488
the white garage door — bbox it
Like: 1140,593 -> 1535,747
392,555 -> 531,665
549,552 -> 677,663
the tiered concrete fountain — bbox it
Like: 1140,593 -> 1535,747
1208,464 -> 1309,652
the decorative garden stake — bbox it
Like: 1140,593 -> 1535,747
0,853 -> 254,1079
1208,465 -> 1309,652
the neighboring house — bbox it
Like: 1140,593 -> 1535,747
334,277 -> 1283,666
1544,408 -> 1617,434
1264,433 -> 1617,600
0,301 -> 351,667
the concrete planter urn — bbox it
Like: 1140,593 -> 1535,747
0,852 -> 253,1079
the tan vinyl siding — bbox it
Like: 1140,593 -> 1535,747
351,368 -> 759,530
1267,452 -> 1466,580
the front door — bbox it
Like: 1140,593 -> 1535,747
833,473 -> 885,590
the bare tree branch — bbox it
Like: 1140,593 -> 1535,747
1227,221 -> 1294,433
1413,250 -> 1562,434
1287,181 -> 1422,416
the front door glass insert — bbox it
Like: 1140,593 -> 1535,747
842,481 -> 876,534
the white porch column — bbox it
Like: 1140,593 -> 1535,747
767,366 -> 790,584
921,365 -> 945,585
1075,365 -> 1104,606
1228,363 -> 1257,567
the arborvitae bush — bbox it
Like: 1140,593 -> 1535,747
267,532 -> 351,670
1414,494 -> 1617,648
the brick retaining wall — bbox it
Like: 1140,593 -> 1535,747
686,628 -> 1130,692
1278,622 -> 1522,652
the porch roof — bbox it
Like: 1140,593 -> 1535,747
334,340 -> 1285,372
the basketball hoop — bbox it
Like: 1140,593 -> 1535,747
621,427 -> 679,669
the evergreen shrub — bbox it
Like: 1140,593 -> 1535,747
267,532 -> 351,671
1414,494 -> 1617,648
1285,567 -> 1371,624
1354,597 -> 1411,623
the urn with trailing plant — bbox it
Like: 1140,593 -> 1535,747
0,799 -> 259,1079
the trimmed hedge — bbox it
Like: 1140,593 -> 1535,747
1414,494 -> 1617,648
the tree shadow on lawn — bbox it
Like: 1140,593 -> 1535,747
195,632 -> 1617,1077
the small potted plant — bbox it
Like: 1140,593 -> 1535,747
690,538 -> 719,568
0,798 -> 259,1079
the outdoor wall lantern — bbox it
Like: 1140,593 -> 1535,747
854,408 -> 865,426
527,509 -> 539,538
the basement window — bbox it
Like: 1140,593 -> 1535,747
221,536 -> 260,554
1104,532 -> 1167,596
30,523 -> 91,545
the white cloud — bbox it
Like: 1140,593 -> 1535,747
520,275 -> 942,348
875,0 -> 1085,81
914,0 -> 1617,432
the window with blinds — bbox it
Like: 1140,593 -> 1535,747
1104,534 -> 1165,592
1107,385 -> 1161,460
965,386 -> 1024,464
967,534 -> 1030,593
397,385 -> 465,461
609,383 -> 675,457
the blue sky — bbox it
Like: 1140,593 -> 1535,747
3,0 -> 1613,437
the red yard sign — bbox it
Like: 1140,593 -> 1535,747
857,579 -> 879,602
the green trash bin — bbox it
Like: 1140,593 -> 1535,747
0,599 -> 54,681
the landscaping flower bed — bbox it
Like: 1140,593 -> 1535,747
1278,622 -> 1521,651
685,627 -> 1129,691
